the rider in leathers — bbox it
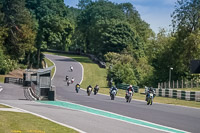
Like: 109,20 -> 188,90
146,87 -> 155,101
126,85 -> 134,98
110,86 -> 118,95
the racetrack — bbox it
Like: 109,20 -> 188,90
0,54 -> 200,133
45,54 -> 200,133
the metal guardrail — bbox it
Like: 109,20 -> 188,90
4,77 -> 23,85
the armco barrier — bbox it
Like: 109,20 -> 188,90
4,77 -> 23,85
155,88 -> 200,102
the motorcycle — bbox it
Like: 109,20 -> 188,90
110,90 -> 116,100
75,85 -> 80,93
94,87 -> 99,95
87,87 -> 92,96
66,76 -> 69,81
126,91 -> 133,103
67,80 -> 70,86
147,92 -> 154,105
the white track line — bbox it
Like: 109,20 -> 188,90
0,86 -> 3,93
0,102 -> 86,133
45,57 -> 56,80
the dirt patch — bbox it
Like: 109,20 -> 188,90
4,69 -> 25,78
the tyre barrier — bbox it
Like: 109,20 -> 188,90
155,89 -> 200,101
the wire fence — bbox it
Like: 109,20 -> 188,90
158,80 -> 200,89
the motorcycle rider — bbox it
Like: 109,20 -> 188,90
94,85 -> 99,92
75,83 -> 80,91
66,75 -> 69,81
146,87 -> 155,101
67,80 -> 70,86
76,83 -> 80,89
87,85 -> 93,93
70,65 -> 73,72
110,86 -> 118,95
126,85 -> 134,98
71,77 -> 75,84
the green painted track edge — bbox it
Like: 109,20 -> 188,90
38,101 -> 188,133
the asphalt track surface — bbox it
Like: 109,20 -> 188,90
46,54 -> 200,133
0,54 -> 199,133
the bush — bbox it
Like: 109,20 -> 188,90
0,50 -> 17,74
108,63 -> 137,85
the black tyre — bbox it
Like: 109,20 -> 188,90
111,95 -> 114,100
128,97 -> 132,103
150,99 -> 153,105
147,98 -> 150,105
88,91 -> 91,96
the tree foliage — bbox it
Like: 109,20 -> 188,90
170,0 -> 200,78
3,0 -> 199,88
2,0 -> 36,61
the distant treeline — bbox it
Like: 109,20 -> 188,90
0,0 -> 199,87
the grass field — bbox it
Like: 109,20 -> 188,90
44,52 -> 200,108
44,58 -> 55,78
0,111 -> 78,133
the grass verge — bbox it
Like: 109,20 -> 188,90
44,58 -> 55,78
0,104 -> 11,108
0,75 -> 4,83
0,111 -> 78,133
44,52 -> 200,108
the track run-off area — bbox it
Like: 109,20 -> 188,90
0,54 -> 200,133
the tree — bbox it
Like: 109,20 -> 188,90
2,0 -> 36,65
0,1 -> 7,48
77,0 -> 129,56
26,0 -> 73,67
77,0 -> 92,10
100,22 -> 139,57
105,52 -> 153,86
170,0 -> 200,78
118,3 -> 153,43
172,0 -> 200,32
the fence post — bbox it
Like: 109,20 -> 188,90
186,80 -> 188,88
173,80 -> 174,89
177,80 -> 178,89
164,82 -> 166,89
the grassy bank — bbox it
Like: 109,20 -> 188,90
0,104 -> 10,108
0,75 -> 4,83
44,52 -> 108,89
0,111 -> 77,133
44,58 -> 55,78
44,52 -> 200,108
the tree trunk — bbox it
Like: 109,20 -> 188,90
37,48 -> 40,68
